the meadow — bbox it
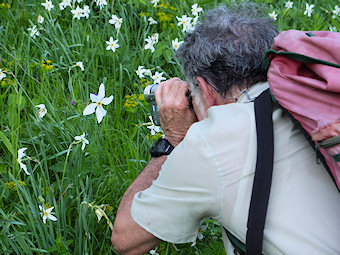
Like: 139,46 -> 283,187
0,0 -> 339,254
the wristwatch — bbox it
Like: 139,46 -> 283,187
150,138 -> 174,157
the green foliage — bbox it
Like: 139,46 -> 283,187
0,0 -> 339,254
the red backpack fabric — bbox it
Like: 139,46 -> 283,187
266,30 -> 340,190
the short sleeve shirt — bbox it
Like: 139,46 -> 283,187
131,82 -> 340,255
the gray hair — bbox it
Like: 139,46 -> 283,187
176,3 -> 278,98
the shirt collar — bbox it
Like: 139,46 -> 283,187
236,81 -> 269,103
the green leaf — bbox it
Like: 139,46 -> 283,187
0,131 -> 15,157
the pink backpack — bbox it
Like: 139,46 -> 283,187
266,30 -> 340,190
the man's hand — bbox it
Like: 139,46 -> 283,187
155,78 -> 198,147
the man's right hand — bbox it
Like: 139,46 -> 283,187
155,78 -> 198,147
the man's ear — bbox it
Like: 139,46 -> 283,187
196,76 -> 218,107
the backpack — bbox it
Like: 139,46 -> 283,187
225,30 -> 340,255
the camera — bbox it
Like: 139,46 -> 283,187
144,84 -> 193,126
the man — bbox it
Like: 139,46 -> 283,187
112,3 -> 340,255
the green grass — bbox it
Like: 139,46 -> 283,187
0,0 -> 339,254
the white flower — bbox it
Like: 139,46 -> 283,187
148,17 -> 157,25
83,83 -> 114,123
37,15 -> 44,24
106,37 -> 119,52
151,71 -> 166,84
269,11 -> 278,20
41,0 -> 54,11
39,205 -> 57,224
192,16 -> 199,27
82,5 -> 90,19
17,148 -> 30,175
59,0 -> 71,10
144,69 -> 152,77
172,38 -> 183,51
304,3 -> 314,17
147,116 -> 161,135
149,248 -> 159,255
329,26 -> 337,32
136,66 -> 147,79
95,208 -> 104,222
285,1 -> 293,9
74,132 -> 89,150
109,14 -> 123,29
191,3 -> 203,16
36,104 -> 47,119
71,6 -> 84,20
76,61 -> 84,71
28,25 -> 40,38
332,5 -> 340,19
76,0 -> 83,2
0,68 -> 6,80
96,0 -> 107,10
176,15 -> 193,32
144,33 -> 159,53
150,0 -> 159,7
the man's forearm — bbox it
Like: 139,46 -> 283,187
117,155 -> 167,213
112,156 -> 167,255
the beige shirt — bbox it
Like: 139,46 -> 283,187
132,82 -> 340,255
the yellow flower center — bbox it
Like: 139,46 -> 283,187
44,211 -> 48,216
97,101 -> 102,107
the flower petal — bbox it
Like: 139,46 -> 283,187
90,93 -> 99,103
18,148 -> 27,160
83,103 -> 97,115
97,83 -> 105,101
81,142 -> 86,150
101,95 -> 113,105
20,162 -> 30,175
96,106 -> 107,123
74,135 -> 82,141
48,214 -> 57,221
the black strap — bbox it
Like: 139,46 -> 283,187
246,89 -> 274,254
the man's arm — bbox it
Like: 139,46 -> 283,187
111,78 -> 198,254
111,156 -> 166,255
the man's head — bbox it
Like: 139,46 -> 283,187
176,3 -> 278,100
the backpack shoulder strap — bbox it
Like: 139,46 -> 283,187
246,89 -> 274,254
223,89 -> 274,255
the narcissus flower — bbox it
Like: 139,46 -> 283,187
39,205 -> 57,224
136,66 -> 147,79
74,133 -> 89,150
332,5 -> 340,18
304,3 -> 314,17
0,68 -> 6,80
36,104 -> 47,119
83,83 -> 114,123
172,38 -> 183,51
96,0 -> 107,10
176,15 -> 193,33
37,15 -> 44,23
109,14 -> 123,29
28,25 -> 40,38
71,6 -> 84,20
191,3 -> 203,16
106,37 -> 119,52
151,71 -> 166,84
148,17 -> 157,25
17,148 -> 30,175
41,0 -> 54,11
150,0 -> 159,7
83,5 -> 91,19
269,11 -> 278,20
76,61 -> 84,71
147,116 -> 161,135
285,1 -> 293,9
